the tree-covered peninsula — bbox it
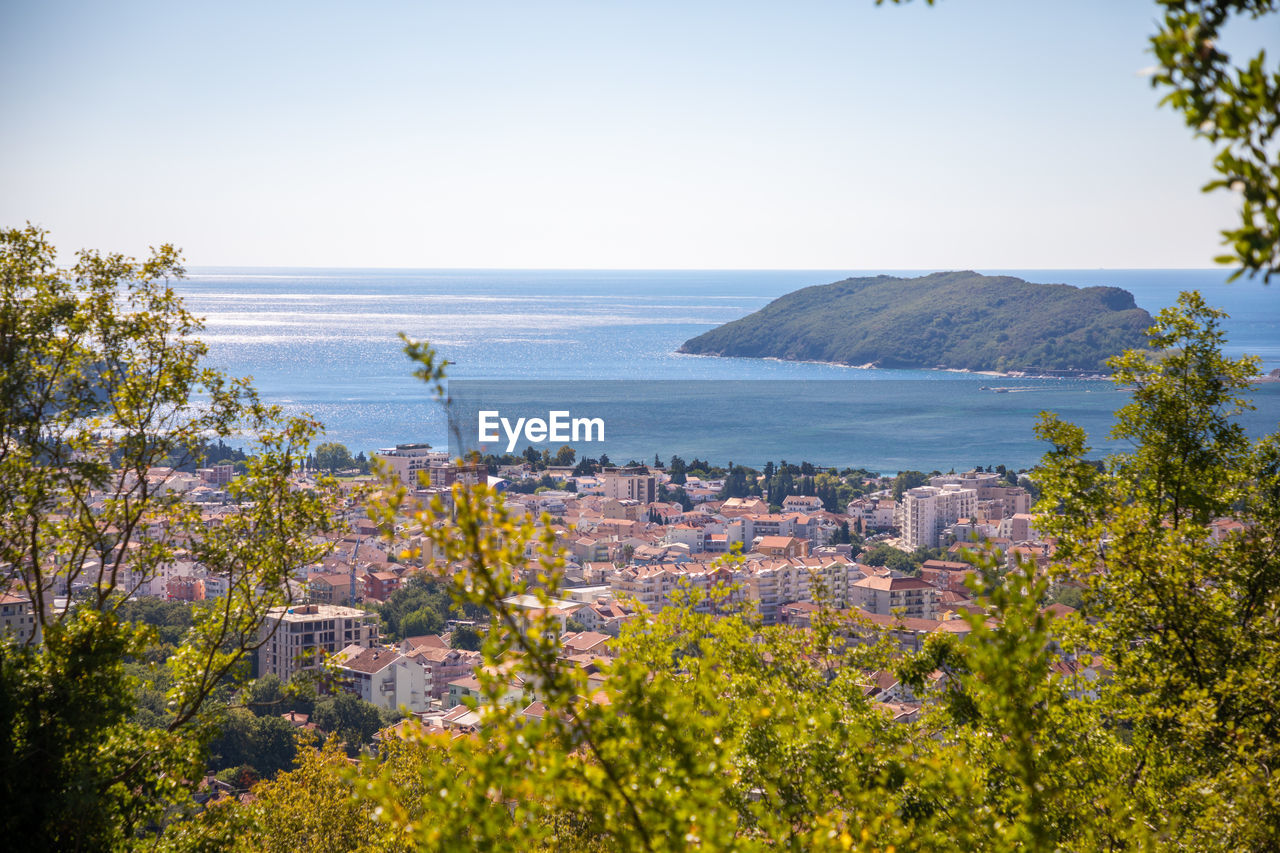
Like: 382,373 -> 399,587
678,271 -> 1155,373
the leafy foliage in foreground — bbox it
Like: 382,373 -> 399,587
678,271 -> 1154,373
1036,291 -> 1280,848
1149,0 -> 1280,282
0,226 -> 340,850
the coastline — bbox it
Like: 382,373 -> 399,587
674,349 -> 1110,380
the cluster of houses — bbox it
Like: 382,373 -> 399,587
4,452 -> 1091,742
244,458 -> 1064,732
231,459 -> 1077,732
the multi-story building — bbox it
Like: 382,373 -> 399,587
847,498 -> 897,531
372,443 -> 448,486
426,461 -> 487,488
203,573 -> 230,598
787,513 -> 838,548
851,574 -> 939,620
662,524 -> 704,553
166,575 -> 206,601
601,466 -> 656,504
307,571 -> 359,605
257,603 -> 379,682
573,536 -> 612,563
930,470 -> 1001,494
742,513 -> 795,540
196,463 -> 235,486
332,645 -> 429,713
608,557 -> 861,625
0,592 -> 39,645
1002,513 -> 1040,543
361,570 -> 402,602
742,557 -> 862,623
601,498 -> 643,520
920,559 -> 978,595
898,484 -> 978,548
930,470 -> 1031,520
753,535 -> 808,559
719,497 -> 769,516
405,645 -> 481,700
781,495 -> 825,513
702,517 -> 746,553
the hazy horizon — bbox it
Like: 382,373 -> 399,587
182,264 -> 1228,273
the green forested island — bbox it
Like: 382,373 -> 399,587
679,271 -> 1155,373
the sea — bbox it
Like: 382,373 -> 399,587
179,268 -> 1280,475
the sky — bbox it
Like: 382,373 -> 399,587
2,0 -> 1275,270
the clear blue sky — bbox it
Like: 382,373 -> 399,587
2,0 -> 1274,269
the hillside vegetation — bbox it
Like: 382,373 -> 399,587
678,271 -> 1154,373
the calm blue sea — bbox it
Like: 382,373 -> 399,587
180,268 -> 1280,473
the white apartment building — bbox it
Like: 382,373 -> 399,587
257,603 -> 379,682
662,524 -> 704,553
741,513 -> 795,541
372,443 -> 448,486
847,498 -> 897,531
898,484 -> 978,548
332,644 -> 429,713
781,495 -> 825,513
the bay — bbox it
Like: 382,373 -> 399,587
179,268 -> 1280,473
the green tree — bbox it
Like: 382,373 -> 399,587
0,227 -> 338,849
858,542 -> 923,574
208,708 -> 257,771
399,605 -> 445,638
243,671 -> 314,717
717,462 -> 752,499
1035,290 -> 1280,846
244,672 -> 284,715
1148,0 -> 1280,281
891,469 -> 929,501
667,455 -> 687,485
214,763 -> 261,793
378,574 -> 455,640
207,707 -> 298,778
173,738 -> 415,853
450,624 -> 483,650
251,715 -> 302,778
313,441 -> 356,473
667,484 -> 693,511
118,598 -> 195,649
312,693 -> 383,755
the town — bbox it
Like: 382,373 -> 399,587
3,438 -> 1099,777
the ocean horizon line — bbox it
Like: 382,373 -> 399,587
183,265 -> 1231,275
